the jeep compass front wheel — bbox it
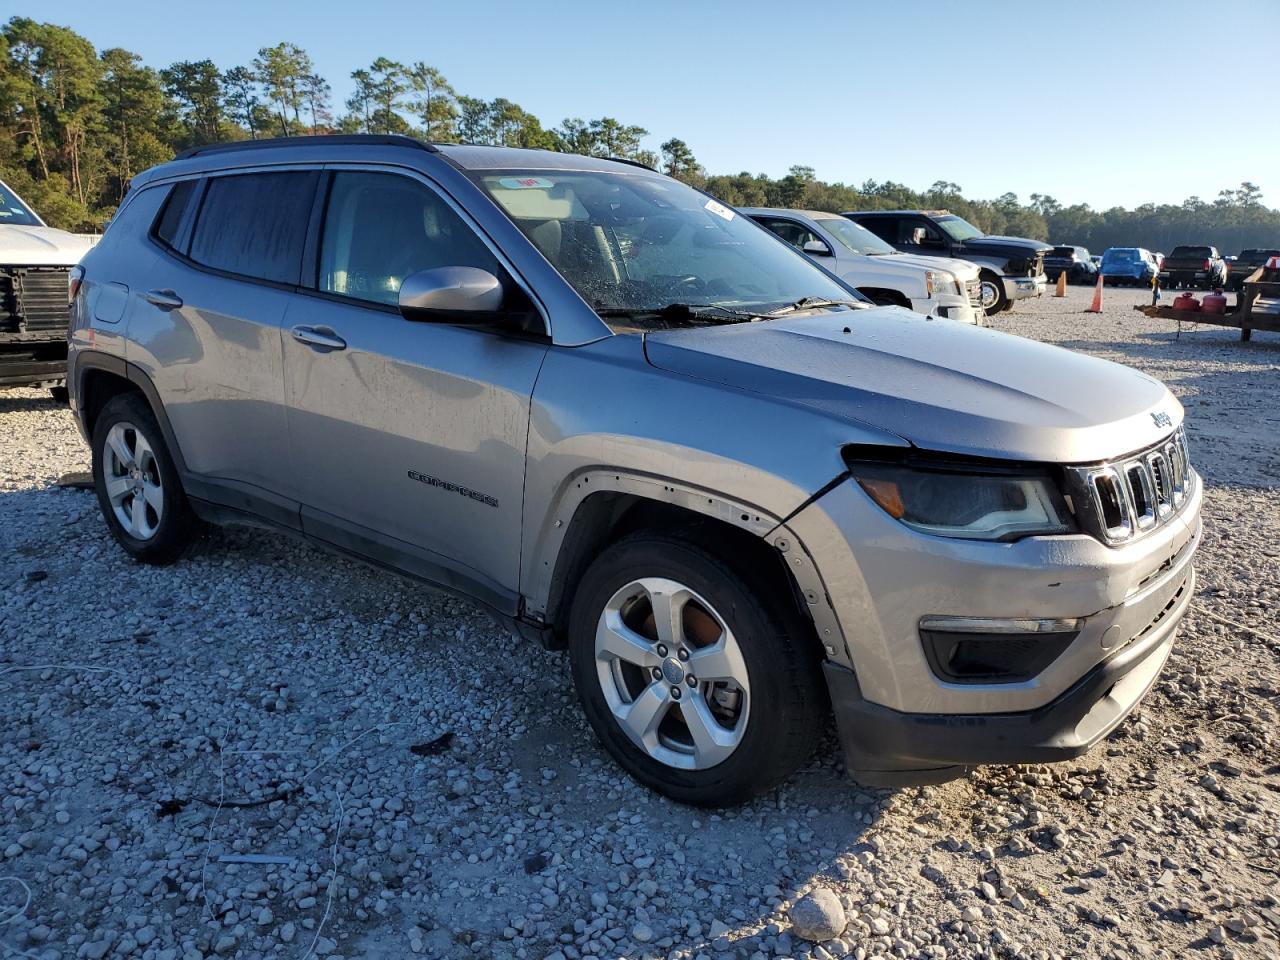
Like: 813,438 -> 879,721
92,393 -> 203,564
568,533 -> 826,806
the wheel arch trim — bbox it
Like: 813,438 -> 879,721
74,351 -> 189,476
522,469 -> 853,667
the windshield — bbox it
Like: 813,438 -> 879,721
1103,249 -> 1138,262
817,217 -> 897,256
477,170 -> 854,326
0,182 -> 42,227
935,215 -> 984,242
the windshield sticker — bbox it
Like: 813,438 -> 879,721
498,176 -> 555,190
704,198 -> 735,221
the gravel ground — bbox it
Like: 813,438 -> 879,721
2,283 -> 1278,960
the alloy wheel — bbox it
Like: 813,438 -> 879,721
593,577 -> 750,770
103,421 -> 164,540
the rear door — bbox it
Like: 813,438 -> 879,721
129,169 -> 318,525
282,168 -> 548,608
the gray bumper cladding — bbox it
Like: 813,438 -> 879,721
825,568 -> 1192,787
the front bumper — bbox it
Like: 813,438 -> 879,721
912,294 -> 980,325
0,346 -> 68,388
1002,274 -> 1047,300
784,460 -> 1201,782
825,564 -> 1191,784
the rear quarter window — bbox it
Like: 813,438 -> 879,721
152,179 -> 199,250
188,171 -> 319,285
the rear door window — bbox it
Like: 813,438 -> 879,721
857,217 -> 898,243
189,171 -> 319,285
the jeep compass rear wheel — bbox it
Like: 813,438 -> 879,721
568,533 -> 826,806
92,393 -> 202,564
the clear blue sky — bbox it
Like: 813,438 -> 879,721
13,0 -> 1278,209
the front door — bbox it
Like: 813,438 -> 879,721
283,170 -> 548,607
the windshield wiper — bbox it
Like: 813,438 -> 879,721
595,302 -> 765,325
765,296 -> 868,317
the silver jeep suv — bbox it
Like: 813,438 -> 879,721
68,136 -> 1200,806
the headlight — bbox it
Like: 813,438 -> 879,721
925,270 -> 959,298
848,459 -> 1075,541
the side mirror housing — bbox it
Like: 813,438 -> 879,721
398,266 -> 505,323
801,239 -> 831,256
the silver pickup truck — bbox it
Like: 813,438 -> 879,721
68,136 -> 1200,806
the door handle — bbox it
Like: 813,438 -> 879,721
144,289 -> 183,309
290,325 -> 347,351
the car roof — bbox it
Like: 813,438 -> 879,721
844,209 -> 951,217
739,207 -> 844,220
134,134 -> 653,189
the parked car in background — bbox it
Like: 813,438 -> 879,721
742,208 -> 982,323
1227,248 -> 1280,290
1044,245 -> 1098,285
1091,254 -> 1103,270
1159,245 -> 1227,289
0,178 -> 97,397
1099,247 -> 1159,286
843,209 -> 1049,316
68,135 -> 1199,804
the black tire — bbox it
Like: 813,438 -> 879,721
91,392 -> 203,564
978,272 -> 1007,316
567,532 -> 827,806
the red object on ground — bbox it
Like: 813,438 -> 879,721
1202,289 -> 1228,314
1173,291 -> 1202,311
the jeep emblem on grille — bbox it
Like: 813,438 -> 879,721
1151,411 -> 1173,429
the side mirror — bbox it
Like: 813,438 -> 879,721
801,239 -> 831,256
398,266 -> 505,323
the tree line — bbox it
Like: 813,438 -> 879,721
3,17 -> 1277,255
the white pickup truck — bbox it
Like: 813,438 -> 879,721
0,179 -> 97,397
742,208 -> 983,323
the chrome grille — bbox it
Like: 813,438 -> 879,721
965,278 -> 982,306
1069,428 -> 1192,544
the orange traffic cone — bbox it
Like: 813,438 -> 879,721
1086,273 -> 1104,313
1054,271 -> 1067,298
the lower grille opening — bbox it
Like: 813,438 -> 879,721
922,628 -> 1079,684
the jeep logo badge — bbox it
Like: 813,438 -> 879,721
1151,411 -> 1173,429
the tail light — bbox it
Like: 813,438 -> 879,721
68,265 -> 85,304
1203,259 -> 1212,270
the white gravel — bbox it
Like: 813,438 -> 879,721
2,283 -> 1278,960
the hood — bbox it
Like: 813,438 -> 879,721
880,252 -> 981,280
0,225 -> 97,266
644,308 -> 1180,464
955,235 -> 1052,258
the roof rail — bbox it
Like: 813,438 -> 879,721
606,156 -> 656,172
175,134 -> 439,161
